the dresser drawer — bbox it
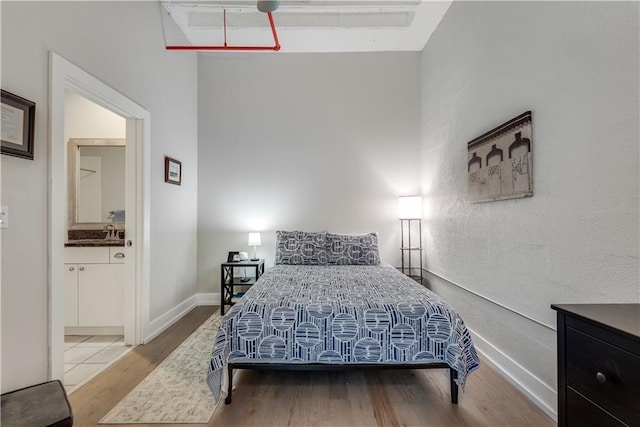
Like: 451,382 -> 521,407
566,388 -> 626,427
566,326 -> 640,425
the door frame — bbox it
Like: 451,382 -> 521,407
49,52 -> 150,380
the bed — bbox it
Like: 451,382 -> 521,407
207,231 -> 480,405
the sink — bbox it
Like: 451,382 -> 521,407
65,239 -> 125,247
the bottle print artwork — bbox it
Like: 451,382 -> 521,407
486,144 -> 504,198
466,112 -> 533,203
468,152 -> 483,200
508,131 -> 532,194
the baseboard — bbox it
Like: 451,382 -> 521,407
469,327 -> 557,421
143,293 -> 221,343
144,295 -> 199,343
196,292 -> 220,306
65,326 -> 124,336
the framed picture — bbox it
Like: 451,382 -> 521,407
164,156 -> 182,185
467,111 -> 533,203
1,90 -> 35,160
227,251 -> 240,262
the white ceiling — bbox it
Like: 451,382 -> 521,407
161,1 -> 452,53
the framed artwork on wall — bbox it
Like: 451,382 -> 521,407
467,111 -> 533,203
164,156 -> 182,185
1,90 -> 36,160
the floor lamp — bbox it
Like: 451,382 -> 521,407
398,196 -> 423,284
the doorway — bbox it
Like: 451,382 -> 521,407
49,53 -> 150,382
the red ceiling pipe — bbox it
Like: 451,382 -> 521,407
266,10 -> 280,50
166,11 -> 281,52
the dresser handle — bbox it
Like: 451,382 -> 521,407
114,252 -> 125,258
596,372 -> 607,383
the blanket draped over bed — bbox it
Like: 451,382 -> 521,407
207,264 -> 480,400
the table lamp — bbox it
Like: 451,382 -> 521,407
248,232 -> 262,261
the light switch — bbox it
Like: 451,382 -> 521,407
0,205 -> 8,229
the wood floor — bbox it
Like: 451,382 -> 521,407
69,306 -> 555,427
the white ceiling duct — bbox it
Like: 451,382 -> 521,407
161,1 -> 452,53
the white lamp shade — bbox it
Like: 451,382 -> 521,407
398,196 -> 422,219
248,232 -> 262,246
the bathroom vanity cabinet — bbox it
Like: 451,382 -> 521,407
64,246 -> 124,333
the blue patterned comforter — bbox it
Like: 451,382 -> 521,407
207,264 -> 479,400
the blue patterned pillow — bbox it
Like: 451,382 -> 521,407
326,232 -> 380,265
275,231 -> 327,265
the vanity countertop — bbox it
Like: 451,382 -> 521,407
65,239 -> 125,247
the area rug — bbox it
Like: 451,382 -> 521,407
99,311 -> 221,424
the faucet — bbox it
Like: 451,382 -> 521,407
103,224 -> 118,240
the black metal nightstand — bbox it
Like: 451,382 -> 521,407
220,259 -> 264,314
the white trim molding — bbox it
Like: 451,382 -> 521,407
143,293 -> 221,343
424,270 -> 555,331
49,52 -> 151,381
470,328 -> 558,421
145,295 -> 198,343
196,293 -> 221,306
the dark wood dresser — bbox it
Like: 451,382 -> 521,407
551,304 -> 640,427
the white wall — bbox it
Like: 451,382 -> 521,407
420,1 -> 639,416
65,90 -> 126,140
197,52 -> 421,293
1,1 -> 198,392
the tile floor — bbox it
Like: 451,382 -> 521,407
64,335 -> 131,394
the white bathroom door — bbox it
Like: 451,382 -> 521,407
123,118 -> 142,346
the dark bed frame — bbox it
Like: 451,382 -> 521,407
225,362 -> 458,405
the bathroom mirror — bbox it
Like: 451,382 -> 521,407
67,138 -> 125,230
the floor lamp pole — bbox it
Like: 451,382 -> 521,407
400,219 -> 405,275
408,219 -> 412,278
400,218 -> 423,284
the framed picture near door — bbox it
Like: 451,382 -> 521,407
1,89 -> 36,160
164,156 -> 182,185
